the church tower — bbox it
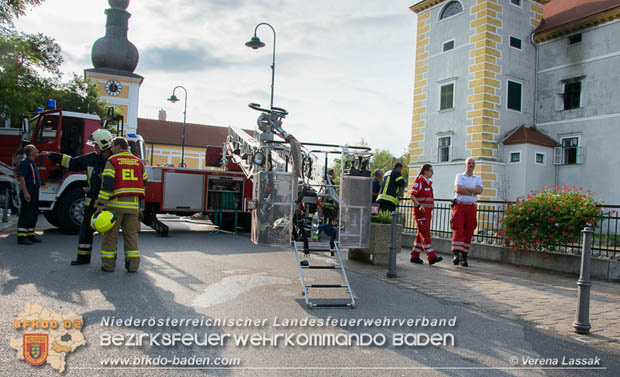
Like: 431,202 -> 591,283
84,0 -> 143,134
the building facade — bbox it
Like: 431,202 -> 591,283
408,0 -> 620,203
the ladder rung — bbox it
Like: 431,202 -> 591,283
302,248 -> 333,252
307,284 -> 346,288
312,304 -> 352,308
302,265 -> 342,269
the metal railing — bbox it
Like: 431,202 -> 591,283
397,197 -> 620,259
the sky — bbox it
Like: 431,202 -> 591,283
14,0 -> 419,157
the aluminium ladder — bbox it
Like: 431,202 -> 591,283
293,240 -> 356,309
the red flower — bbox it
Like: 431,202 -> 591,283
549,234 -> 554,238
554,206 -> 560,210
562,231 -> 568,235
549,217 -> 555,222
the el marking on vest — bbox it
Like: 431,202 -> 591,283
122,169 -> 138,181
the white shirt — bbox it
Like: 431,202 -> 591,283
455,172 -> 483,203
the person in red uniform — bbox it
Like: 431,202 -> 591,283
409,164 -> 442,265
451,158 -> 483,267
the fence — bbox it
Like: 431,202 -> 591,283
397,198 -> 620,259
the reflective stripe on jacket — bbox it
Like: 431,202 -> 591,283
376,169 -> 406,205
98,151 -> 146,203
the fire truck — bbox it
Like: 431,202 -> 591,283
0,108 -> 253,235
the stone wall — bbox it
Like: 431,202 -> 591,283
402,233 -> 620,282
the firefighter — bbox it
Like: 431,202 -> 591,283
451,158 -> 483,267
43,129 -> 113,265
410,164 -> 442,265
321,169 -> 338,225
16,145 -> 41,245
376,162 -> 406,213
96,137 -> 147,272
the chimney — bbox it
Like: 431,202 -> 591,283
158,109 -> 166,121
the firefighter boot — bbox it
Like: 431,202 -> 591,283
460,252 -> 469,267
125,257 -> 140,273
29,234 -> 42,243
71,255 -> 91,266
427,252 -> 443,265
101,257 -> 115,272
17,236 -> 33,245
410,251 -> 424,264
452,251 -> 461,265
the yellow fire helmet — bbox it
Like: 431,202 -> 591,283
91,210 -> 117,233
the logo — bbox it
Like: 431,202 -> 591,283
10,303 -> 86,373
23,334 -> 49,366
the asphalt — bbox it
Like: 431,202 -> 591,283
0,216 -> 618,377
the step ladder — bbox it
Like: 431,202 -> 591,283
293,240 -> 356,309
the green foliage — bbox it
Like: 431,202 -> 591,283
371,210 -> 393,224
0,0 -> 45,26
54,74 -> 108,118
1,29 -> 106,126
501,186 -> 604,252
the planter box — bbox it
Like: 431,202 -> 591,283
348,223 -> 402,265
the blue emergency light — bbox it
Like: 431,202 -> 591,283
128,133 -> 137,137
36,107 -> 43,114
47,99 -> 56,109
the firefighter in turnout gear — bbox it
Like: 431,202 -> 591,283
43,129 -> 113,265
409,164 -> 442,265
96,137 -> 147,272
376,162 -> 407,213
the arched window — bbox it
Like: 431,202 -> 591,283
439,1 -> 463,20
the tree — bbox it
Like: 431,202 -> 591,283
1,30 -> 107,126
0,30 -> 62,124
1,0 -> 45,27
370,149 -> 395,173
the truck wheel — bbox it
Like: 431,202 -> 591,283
43,209 -> 61,228
57,188 -> 85,234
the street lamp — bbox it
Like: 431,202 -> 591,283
167,85 -> 187,168
245,22 -> 276,109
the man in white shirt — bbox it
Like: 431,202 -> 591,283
451,158 -> 483,267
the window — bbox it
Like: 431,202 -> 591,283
439,1 -> 463,20
438,136 -> 451,162
439,82 -> 455,110
510,36 -> 522,49
535,152 -> 545,164
36,115 -> 59,144
507,80 -> 522,112
442,40 -> 455,52
509,152 -> 521,163
568,33 -> 582,45
563,80 -> 581,110
555,136 -> 583,165
510,0 -> 521,7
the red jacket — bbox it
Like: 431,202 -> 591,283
410,175 -> 434,209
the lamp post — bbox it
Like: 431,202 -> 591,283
245,22 -> 276,109
167,86 -> 187,168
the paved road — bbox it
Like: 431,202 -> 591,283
0,217 -> 617,376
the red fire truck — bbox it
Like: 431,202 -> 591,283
0,109 -> 253,235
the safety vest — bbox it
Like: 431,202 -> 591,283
410,175 -> 434,209
377,169 -> 405,205
104,152 -> 146,199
